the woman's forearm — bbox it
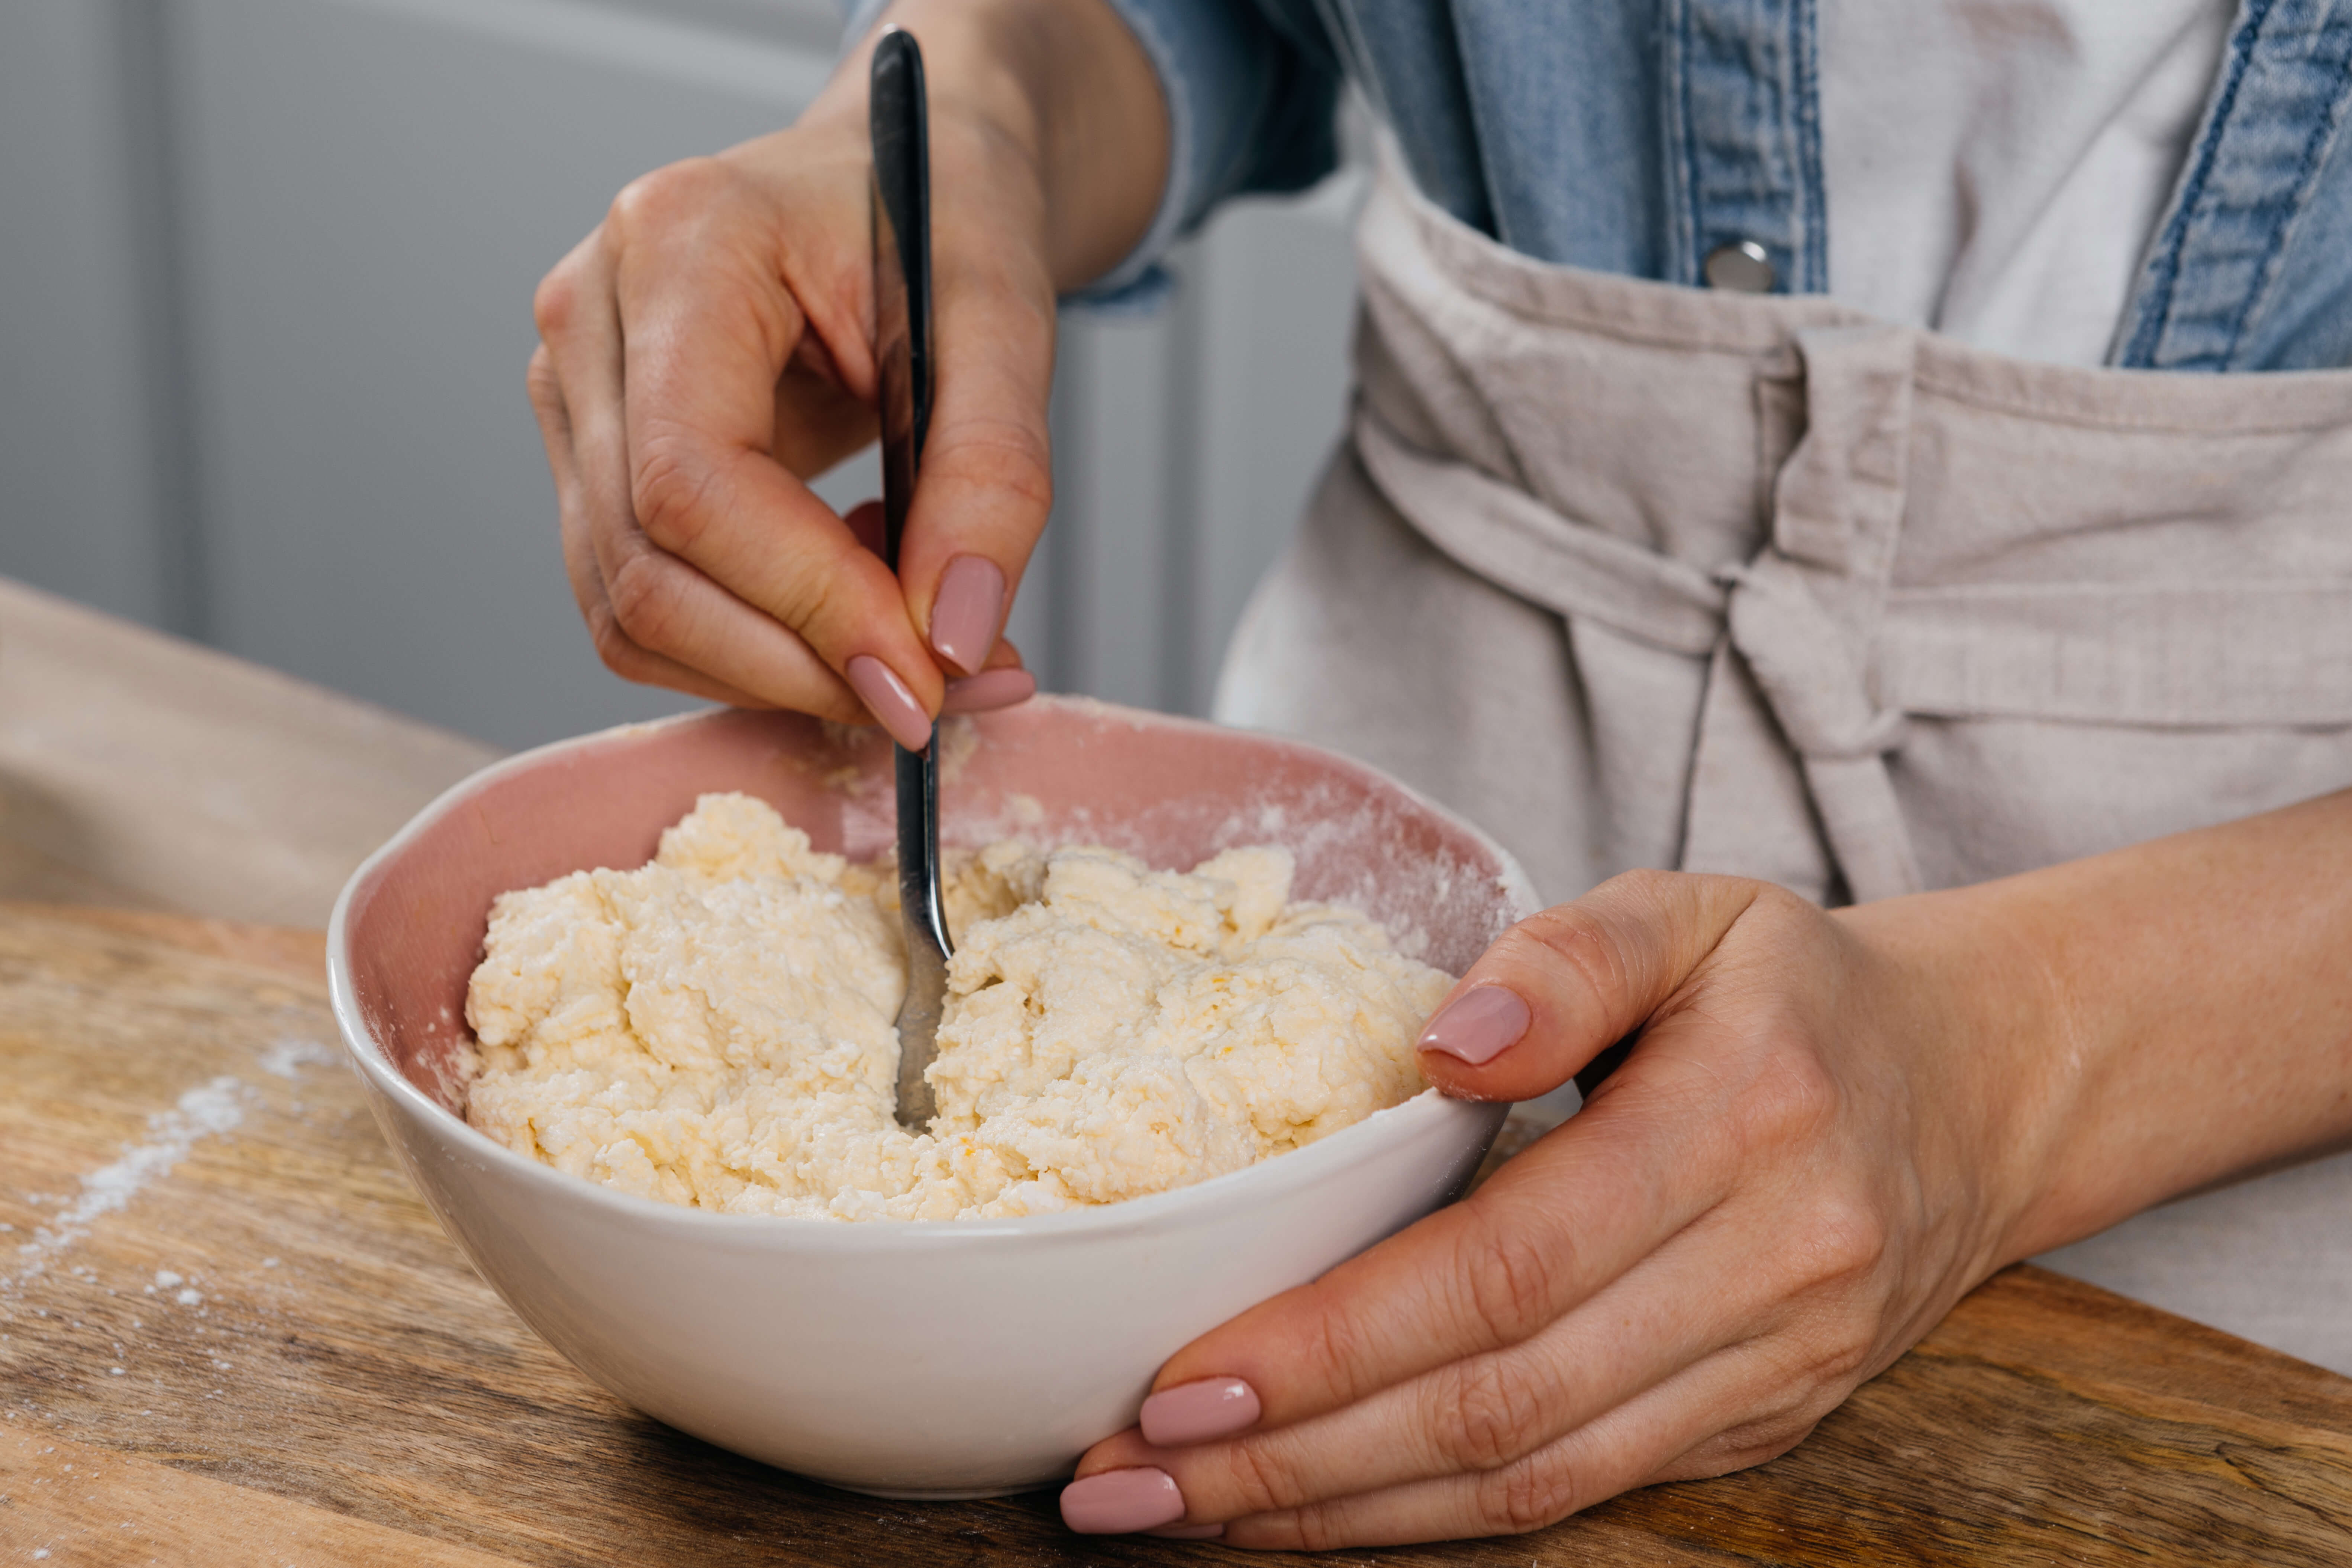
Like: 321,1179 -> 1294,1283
1852,787 -> 2352,1264
811,0 -> 1171,293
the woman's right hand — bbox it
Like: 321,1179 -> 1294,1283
525,0 -> 1167,745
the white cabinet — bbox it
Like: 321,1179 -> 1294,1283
0,0 -> 1360,748
1049,173 -> 1362,715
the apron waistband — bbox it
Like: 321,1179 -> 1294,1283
1357,381 -> 2352,904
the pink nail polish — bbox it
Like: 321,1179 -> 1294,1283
1417,985 -> 1531,1065
1060,1467 -> 1187,1535
929,555 -> 1005,676
1139,1378 -> 1261,1447
1147,1523 -> 1226,1540
940,667 -> 1037,715
844,655 -> 933,751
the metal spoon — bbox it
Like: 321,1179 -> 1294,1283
870,27 -> 952,1128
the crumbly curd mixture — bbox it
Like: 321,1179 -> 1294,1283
463,793 -> 1452,1221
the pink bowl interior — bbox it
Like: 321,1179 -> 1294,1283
342,699 -> 1531,1116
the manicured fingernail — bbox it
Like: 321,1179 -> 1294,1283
929,555 -> 1005,675
940,667 -> 1036,715
1148,1523 -> 1226,1539
1417,985 -> 1531,1065
845,655 -> 932,751
1060,1468 -> 1186,1535
1140,1378 -> 1261,1446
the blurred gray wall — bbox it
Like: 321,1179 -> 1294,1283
0,0 -> 1359,748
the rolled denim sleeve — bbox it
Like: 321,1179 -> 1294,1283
1084,0 -> 1342,297
840,0 -> 1341,301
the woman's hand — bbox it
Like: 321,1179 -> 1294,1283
525,0 -> 1167,742
1060,789 -> 2352,1548
1061,869 -> 2068,1547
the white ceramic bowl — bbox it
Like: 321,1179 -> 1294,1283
328,698 -> 1539,1496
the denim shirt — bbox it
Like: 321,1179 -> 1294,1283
1100,0 -> 2352,372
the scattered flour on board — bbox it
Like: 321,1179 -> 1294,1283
258,1038 -> 337,1079
11,1043 -> 335,1288
5,1077 -> 245,1289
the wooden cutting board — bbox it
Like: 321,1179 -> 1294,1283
5,903 -> 2351,1566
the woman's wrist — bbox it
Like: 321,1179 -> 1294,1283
1839,789 -> 2352,1273
807,0 -> 1169,291
1832,878 -> 2087,1284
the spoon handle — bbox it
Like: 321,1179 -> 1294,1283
871,26 -> 952,1127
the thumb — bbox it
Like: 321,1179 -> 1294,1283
1415,871 -> 1764,1103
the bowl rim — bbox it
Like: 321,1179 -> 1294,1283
325,698 -> 1540,1251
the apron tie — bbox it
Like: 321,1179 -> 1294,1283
1713,554 -> 1923,901
1690,323 -> 1925,903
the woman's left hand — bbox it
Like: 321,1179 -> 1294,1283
1061,869 -> 2065,1547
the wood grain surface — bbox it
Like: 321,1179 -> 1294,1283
0,575 -> 500,924
4,903 -> 2350,1566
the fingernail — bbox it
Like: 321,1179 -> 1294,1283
941,667 -> 1037,715
845,655 -> 933,751
929,555 -> 1005,676
1417,985 -> 1531,1065
1060,1468 -> 1186,1535
1140,1378 -> 1261,1447
1147,1523 -> 1226,1539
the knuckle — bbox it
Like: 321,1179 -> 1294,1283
1794,1191 -> 1891,1291
525,346 -> 561,410
1738,1036 -> 1842,1151
1220,1437 -> 1304,1518
1738,877 -> 1813,925
630,439 -> 719,555
1701,1408 -> 1823,1473
1476,1451 -> 1584,1535
607,156 -> 733,242
1433,1354 -> 1548,1473
1454,1210 -> 1565,1345
1756,1312 -> 1880,1410
604,550 -> 688,654
1298,1290 -> 1381,1407
1512,907 -> 1629,1020
923,417 -> 1055,513
764,558 -> 850,644
1589,865 -> 1714,939
532,267 -> 577,340
585,602 -> 648,681
1284,1503 -> 1352,1555
1791,1297 -> 1888,1393
1597,865 -> 1682,908
1807,1327 -> 1879,1388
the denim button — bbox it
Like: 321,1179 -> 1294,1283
1704,241 -> 1775,293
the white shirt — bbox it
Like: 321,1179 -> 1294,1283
1820,0 -> 2236,365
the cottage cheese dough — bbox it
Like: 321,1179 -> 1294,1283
464,793 -> 1453,1220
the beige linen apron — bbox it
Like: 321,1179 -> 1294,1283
1218,158 -> 2352,1372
